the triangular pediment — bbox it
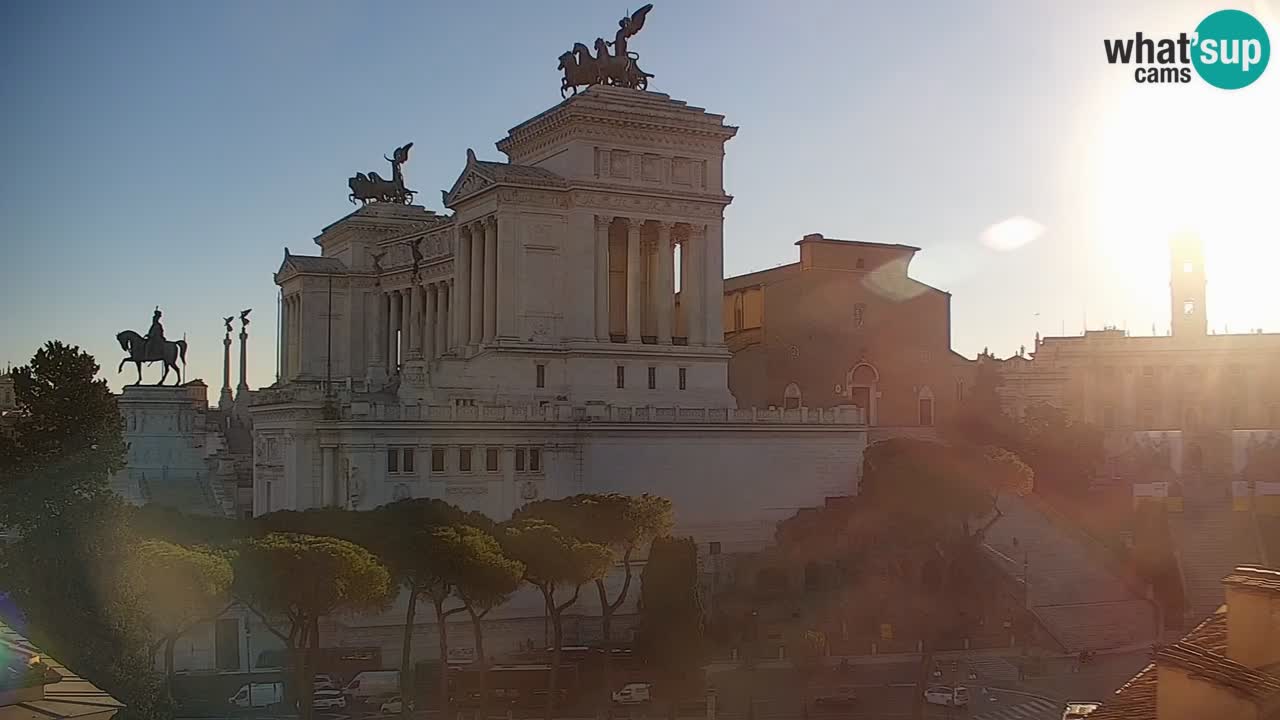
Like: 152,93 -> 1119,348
443,149 -> 496,208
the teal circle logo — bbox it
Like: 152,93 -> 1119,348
1192,9 -> 1270,89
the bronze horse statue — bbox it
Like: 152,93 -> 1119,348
348,142 -> 415,205
116,330 -> 187,386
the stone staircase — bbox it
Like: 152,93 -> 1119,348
984,495 -> 1156,652
1168,486 -> 1260,620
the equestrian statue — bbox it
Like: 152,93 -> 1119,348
559,5 -> 655,97
117,307 -> 188,386
348,142 -> 416,205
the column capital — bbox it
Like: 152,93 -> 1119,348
655,220 -> 675,232
595,214 -> 614,229
484,215 -> 497,230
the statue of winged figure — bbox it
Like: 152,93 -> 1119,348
348,143 -> 416,205
559,5 -> 655,97
223,316 -> 235,334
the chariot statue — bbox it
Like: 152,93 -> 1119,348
117,307 -> 188,386
559,5 -> 655,97
348,142 -> 415,205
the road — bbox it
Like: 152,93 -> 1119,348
179,651 -> 1101,720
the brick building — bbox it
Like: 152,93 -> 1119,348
723,233 -> 974,431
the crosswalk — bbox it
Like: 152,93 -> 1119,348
970,696 -> 1059,720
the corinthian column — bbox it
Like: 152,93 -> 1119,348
595,215 -> 611,341
408,284 -> 421,358
389,290 -> 402,370
703,221 -> 725,345
423,283 -> 437,361
455,227 -> 472,351
483,217 -> 497,344
685,225 -> 706,345
626,218 -> 642,343
470,221 -> 485,346
656,222 -> 674,344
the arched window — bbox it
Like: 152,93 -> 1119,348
855,258 -> 866,270
783,382 -> 802,410
733,294 -> 745,331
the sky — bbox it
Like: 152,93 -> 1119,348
2,0 -> 1278,395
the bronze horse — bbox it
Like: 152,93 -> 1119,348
116,330 -> 187,386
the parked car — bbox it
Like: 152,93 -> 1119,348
379,696 -> 413,714
313,690 -> 347,710
228,682 -> 284,709
345,671 -> 400,703
813,687 -> 858,706
612,682 -> 652,705
314,674 -> 338,691
1062,701 -> 1101,719
923,685 -> 969,707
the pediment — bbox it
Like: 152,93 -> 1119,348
442,149 -> 495,208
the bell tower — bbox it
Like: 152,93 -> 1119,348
1170,233 -> 1207,338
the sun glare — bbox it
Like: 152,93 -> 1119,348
1086,72 -> 1280,333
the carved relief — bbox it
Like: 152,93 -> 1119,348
610,150 -> 630,178
642,155 -> 660,182
572,191 -> 723,219
497,188 -> 569,210
520,481 -> 540,501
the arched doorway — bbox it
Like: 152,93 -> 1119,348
848,363 -> 879,425
783,382 -> 802,410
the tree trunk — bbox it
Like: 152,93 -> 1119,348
163,636 -> 176,706
469,608 -> 489,720
402,591 -> 418,719
435,598 -> 451,716
596,579 -> 614,720
546,590 -> 561,720
296,618 -> 314,720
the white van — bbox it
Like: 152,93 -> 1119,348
344,671 -> 401,703
229,682 -> 284,708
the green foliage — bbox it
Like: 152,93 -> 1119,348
502,519 -> 613,592
127,540 -> 233,642
0,341 -> 126,533
233,532 -> 392,624
130,504 -> 251,546
515,493 -> 673,552
0,497 -> 170,720
444,525 -> 525,614
636,536 -> 705,698
0,343 -> 165,719
232,532 -> 392,720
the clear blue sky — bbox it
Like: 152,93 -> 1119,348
2,0 -> 1277,394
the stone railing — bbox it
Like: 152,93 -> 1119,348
344,402 -> 866,425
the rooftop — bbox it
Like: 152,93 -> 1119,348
1224,565 -> 1280,594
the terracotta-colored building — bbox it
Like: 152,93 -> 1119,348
723,234 -> 973,430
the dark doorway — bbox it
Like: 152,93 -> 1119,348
215,618 -> 240,671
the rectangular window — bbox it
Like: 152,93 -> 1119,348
431,447 -> 446,473
515,447 -> 526,472
678,367 -> 687,390
616,365 -> 625,389
709,541 -> 721,556
536,364 -> 546,389
486,447 -> 500,473
388,447 -> 414,474
648,366 -> 657,390
529,447 -> 542,473
459,446 -> 473,473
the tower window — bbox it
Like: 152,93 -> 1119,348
1183,261 -> 1194,273
616,365 -> 625,388
678,367 -> 687,390
1183,300 -> 1196,317
856,258 -> 866,270
648,367 -> 656,390
536,363 -> 546,388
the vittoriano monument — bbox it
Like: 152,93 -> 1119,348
117,306 -> 188,386
348,142 -> 415,205
559,4 -> 654,97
